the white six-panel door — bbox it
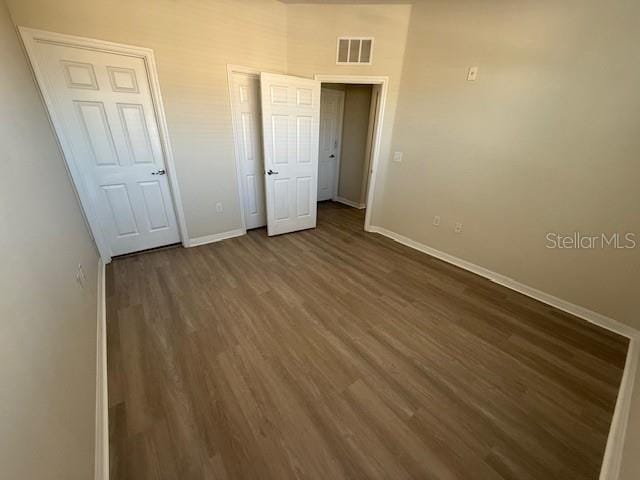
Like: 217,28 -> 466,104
260,73 -> 321,236
31,41 -> 180,255
230,73 -> 267,229
318,88 -> 344,202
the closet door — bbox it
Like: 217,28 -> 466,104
260,73 -> 321,236
231,72 -> 266,229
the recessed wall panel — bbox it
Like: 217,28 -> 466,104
75,101 -> 119,166
270,85 -> 288,104
239,85 -> 249,104
118,103 -> 154,164
241,112 -> 255,162
107,67 -> 139,93
139,181 -> 170,231
296,116 -> 312,164
102,184 -> 138,236
274,179 -> 289,221
62,61 -> 98,90
296,177 -> 312,217
246,174 -> 259,215
297,88 -> 312,106
272,115 -> 289,165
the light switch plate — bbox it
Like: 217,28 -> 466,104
467,66 -> 478,81
392,151 -> 403,163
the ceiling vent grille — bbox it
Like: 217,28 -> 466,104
336,37 -> 374,65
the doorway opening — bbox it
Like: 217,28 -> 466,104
318,82 -> 379,227
314,75 -> 386,232
229,68 -> 387,236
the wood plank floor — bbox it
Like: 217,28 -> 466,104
106,201 -> 628,480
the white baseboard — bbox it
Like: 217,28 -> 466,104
187,228 -> 245,247
334,196 -> 366,210
367,224 -> 640,480
601,339 -> 639,480
368,225 -> 638,339
95,259 -> 109,480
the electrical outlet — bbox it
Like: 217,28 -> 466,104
392,151 -> 403,163
455,222 -> 463,233
216,202 -> 223,213
76,264 -> 85,289
433,215 -> 441,226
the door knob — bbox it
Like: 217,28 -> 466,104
329,154 -> 335,158
267,169 -> 279,175
152,169 -> 166,175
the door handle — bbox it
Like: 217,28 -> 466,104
267,169 -> 279,175
329,154 -> 335,158
151,169 -> 166,175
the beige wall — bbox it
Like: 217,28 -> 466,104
0,1 -> 99,478
7,0 -> 288,240
338,84 -> 372,205
287,3 -> 412,217
381,0 -> 640,329
4,1 -> 639,475
382,3 -> 640,475
6,1 -> 412,241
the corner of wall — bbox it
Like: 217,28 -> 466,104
94,259 -> 108,480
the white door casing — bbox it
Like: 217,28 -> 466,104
20,28 -> 185,259
361,84 -> 381,205
313,75 -> 389,233
230,72 -> 267,229
260,73 -> 321,236
318,88 -> 344,202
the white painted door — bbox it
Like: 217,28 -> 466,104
230,73 -> 266,229
318,88 -> 344,202
260,73 -> 321,236
32,42 -> 180,255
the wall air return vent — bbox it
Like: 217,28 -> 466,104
336,37 -> 374,65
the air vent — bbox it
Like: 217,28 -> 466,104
336,37 -> 374,65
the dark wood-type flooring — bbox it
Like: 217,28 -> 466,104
107,201 -> 628,480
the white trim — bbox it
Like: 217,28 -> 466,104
334,196 -> 365,210
335,90 -> 346,201
361,84 -> 380,206
330,89 -> 345,201
94,259 -> 109,480
368,225 -> 639,339
188,228 -> 245,247
314,75 -> 388,233
19,27 -> 190,263
600,339 -> 639,480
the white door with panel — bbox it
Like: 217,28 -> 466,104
318,88 -> 344,201
230,73 -> 266,229
260,73 -> 321,236
31,42 -> 180,255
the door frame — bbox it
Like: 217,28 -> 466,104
319,87 -> 345,202
19,27 -> 189,263
314,75 -> 388,232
